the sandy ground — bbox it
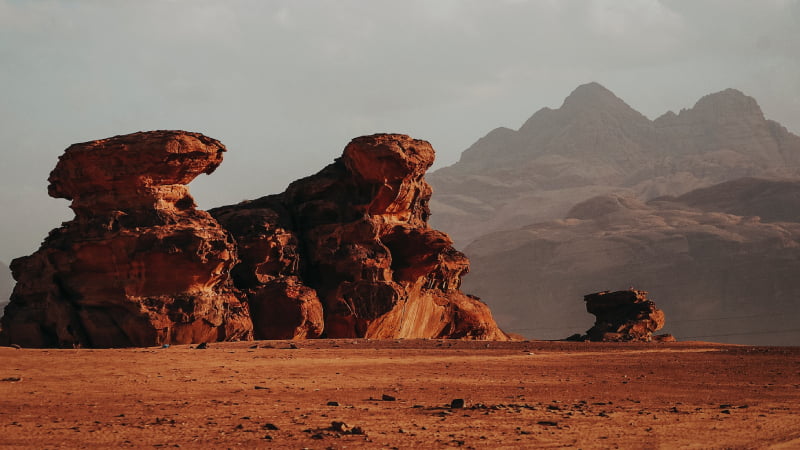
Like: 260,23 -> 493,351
1,339 -> 799,449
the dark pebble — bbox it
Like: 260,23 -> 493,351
450,399 -> 465,409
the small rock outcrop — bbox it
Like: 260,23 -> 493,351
572,289 -> 670,342
0,131 -> 507,347
0,131 -> 253,348
212,134 -> 508,340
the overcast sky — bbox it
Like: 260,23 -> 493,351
1,0 -> 799,264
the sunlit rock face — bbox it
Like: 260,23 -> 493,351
1,132 -> 507,347
0,131 -> 253,348
212,134 -> 508,340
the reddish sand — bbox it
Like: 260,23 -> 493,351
1,340 -> 799,449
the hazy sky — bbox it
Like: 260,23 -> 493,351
1,0 -> 799,264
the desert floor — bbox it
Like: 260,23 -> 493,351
1,339 -> 799,449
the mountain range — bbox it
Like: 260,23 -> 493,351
429,83 -> 800,345
429,83 -> 800,245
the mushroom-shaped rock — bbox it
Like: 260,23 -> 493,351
580,289 -> 667,342
0,131 -> 252,348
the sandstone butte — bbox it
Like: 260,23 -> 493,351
0,131 -> 508,348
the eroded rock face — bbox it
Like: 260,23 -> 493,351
1,131 -> 506,347
577,289 -> 670,342
212,134 -> 508,340
0,131 -> 253,348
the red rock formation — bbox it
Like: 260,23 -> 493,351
1,131 -> 507,347
576,289 -> 669,342
0,131 -> 253,348
211,196 -> 324,340
212,134 -> 508,340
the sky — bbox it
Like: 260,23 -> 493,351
1,0 -> 799,264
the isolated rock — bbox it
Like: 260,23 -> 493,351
580,289 -> 665,342
212,134 -> 508,340
0,131 -> 253,348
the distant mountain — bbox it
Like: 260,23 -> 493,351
429,83 -> 800,244
462,178 -> 800,345
0,262 -> 12,316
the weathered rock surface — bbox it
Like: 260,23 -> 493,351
0,131 -> 253,348
0,131 -> 506,347
463,178 -> 800,345
574,289 -> 668,342
429,83 -> 800,245
211,134 -> 508,340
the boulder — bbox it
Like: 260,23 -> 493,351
0,131 -> 253,348
577,289 -> 669,342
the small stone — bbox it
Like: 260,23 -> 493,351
0,377 -> 22,382
721,409 -> 731,414
195,342 -> 208,350
263,423 -> 279,430
161,344 -> 170,349
450,399 -> 465,409
327,401 -> 340,407
331,421 -> 351,433
254,386 -> 269,390
537,421 -> 558,426
382,394 -> 397,401
10,344 -> 21,349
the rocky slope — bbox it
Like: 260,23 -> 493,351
0,131 -> 506,347
463,178 -> 800,345
429,83 -> 800,244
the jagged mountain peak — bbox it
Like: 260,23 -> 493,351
562,82 -> 627,109
657,88 -> 765,125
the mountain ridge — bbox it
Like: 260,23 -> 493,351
429,83 -> 800,245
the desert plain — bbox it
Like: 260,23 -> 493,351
1,339 -> 799,449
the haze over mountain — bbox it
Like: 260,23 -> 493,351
429,83 -> 800,244
463,178 -> 800,345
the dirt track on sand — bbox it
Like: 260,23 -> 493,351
1,340 -> 799,449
